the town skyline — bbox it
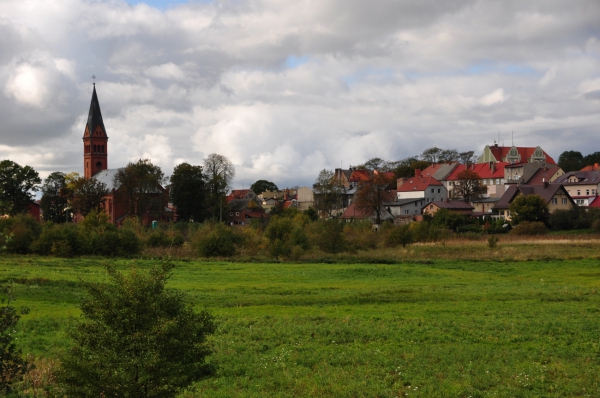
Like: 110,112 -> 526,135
1,0 -> 599,188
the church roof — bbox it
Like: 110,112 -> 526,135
85,85 -> 107,137
93,168 -> 121,190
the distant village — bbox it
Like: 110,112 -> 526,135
4,85 -> 600,228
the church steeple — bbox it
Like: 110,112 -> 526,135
83,84 -> 109,178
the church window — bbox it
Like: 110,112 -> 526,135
93,145 -> 96,153
101,145 -> 104,153
96,161 -> 102,169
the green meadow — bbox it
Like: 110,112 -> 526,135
2,253 -> 600,397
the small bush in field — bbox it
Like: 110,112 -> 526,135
147,230 -> 170,248
592,219 -> 600,233
0,214 -> 41,254
192,224 -> 236,257
118,229 -> 141,255
488,235 -> 499,249
307,219 -> 345,254
344,221 -> 377,251
510,221 -> 548,236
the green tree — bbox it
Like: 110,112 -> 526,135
250,180 -> 278,195
114,159 -> 166,221
203,154 -> 235,221
40,171 -> 69,223
0,284 -> 30,394
170,163 -> 208,222
313,169 -> 344,218
59,262 -> 215,397
509,194 -> 549,224
0,160 -> 41,216
72,177 -> 109,217
558,150 -> 584,172
583,151 -> 600,168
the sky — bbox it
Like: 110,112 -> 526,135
1,0 -> 599,189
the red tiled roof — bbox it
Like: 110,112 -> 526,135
226,189 -> 251,203
425,200 -> 474,210
580,163 -> 600,171
446,163 -> 507,180
488,146 -> 556,164
349,169 -> 370,182
342,203 -> 371,219
589,197 -> 600,208
527,166 -> 561,185
397,176 -> 443,192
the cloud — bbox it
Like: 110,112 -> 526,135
0,0 -> 599,188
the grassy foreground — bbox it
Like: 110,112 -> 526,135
1,252 -> 600,397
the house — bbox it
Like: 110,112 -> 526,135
420,162 -> 460,183
386,198 -> 426,217
333,168 -> 352,188
227,199 -> 265,225
478,142 -> 556,164
396,171 -> 447,214
80,84 -> 170,225
296,187 -> 314,210
494,183 -> 575,221
504,163 -> 564,185
422,200 -> 474,216
469,197 -> 500,214
552,170 -> 600,207
341,203 -> 394,223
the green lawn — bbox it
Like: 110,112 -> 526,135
1,255 -> 600,397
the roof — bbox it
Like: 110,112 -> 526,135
420,162 -> 459,181
446,162 -> 507,180
227,189 -> 255,202
553,170 -> 600,186
487,145 -> 556,164
527,165 -> 562,185
349,169 -> 370,182
425,200 -> 474,210
84,85 -> 107,137
580,163 -> 600,171
397,176 -> 443,192
495,184 -> 566,210
386,198 -> 424,206
93,168 -> 122,190
341,203 -> 393,220
228,199 -> 252,212
589,197 -> 600,208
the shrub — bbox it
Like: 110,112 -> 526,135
344,221 -> 378,251
385,225 -> 413,248
592,219 -> 600,233
264,216 -> 294,243
510,221 -> 548,236
118,229 -> 141,255
147,230 -> 170,248
487,235 -> 499,249
192,224 -> 236,257
307,219 -> 345,253
31,223 -> 88,257
0,214 -> 41,254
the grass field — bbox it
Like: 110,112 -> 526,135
2,245 -> 600,397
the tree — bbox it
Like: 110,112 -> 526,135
40,172 -> 69,223
438,149 -> 459,163
114,159 -> 166,221
250,180 -> 278,195
313,169 -> 344,218
72,177 -> 109,217
509,194 -> 549,224
0,284 -> 30,394
203,154 -> 235,221
0,160 -> 41,216
170,163 -> 208,222
458,151 -> 477,166
420,147 -> 442,164
558,150 -> 584,172
583,151 -> 600,168
58,262 -> 215,397
354,171 -> 395,224
452,169 -> 487,202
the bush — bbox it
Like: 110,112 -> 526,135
385,225 -> 413,248
592,219 -> 600,233
510,221 -> 548,236
192,224 -> 237,257
344,221 -> 378,251
307,219 -> 345,253
118,229 -> 141,255
0,214 -> 41,254
487,235 -> 499,248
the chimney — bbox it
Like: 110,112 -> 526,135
543,181 -> 549,188
415,169 -> 421,178
595,163 -> 599,170
397,177 -> 408,190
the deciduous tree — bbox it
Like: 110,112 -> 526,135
58,262 -> 215,397
40,172 -> 69,223
203,154 -> 235,221
250,180 -> 278,195
558,150 -> 584,172
170,163 -> 208,222
452,169 -> 487,202
313,169 -> 344,218
72,177 -> 109,217
0,284 -> 30,394
114,159 -> 166,221
0,160 -> 41,216
354,171 -> 395,224
509,194 -> 549,224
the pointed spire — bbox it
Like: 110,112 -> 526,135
86,84 -> 106,137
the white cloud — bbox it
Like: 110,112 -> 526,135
480,88 -> 506,107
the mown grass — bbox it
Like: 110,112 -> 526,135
1,249 -> 600,397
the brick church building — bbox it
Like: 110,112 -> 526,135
82,84 -> 171,225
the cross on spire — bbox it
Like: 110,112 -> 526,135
92,74 -> 96,85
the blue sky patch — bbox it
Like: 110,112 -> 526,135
285,56 -> 310,68
126,0 -> 212,11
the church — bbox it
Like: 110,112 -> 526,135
81,84 -> 171,225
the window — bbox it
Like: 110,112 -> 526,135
438,189 -> 441,193
405,210 -> 409,215
586,189 -> 590,195
229,212 -> 233,216
414,202 -> 418,206
562,198 -> 567,205
483,179 -> 486,185
577,190 -> 581,195
235,212 -> 240,216
496,179 -> 500,184
431,188 -> 434,193
430,205 -> 434,210
552,198 -> 557,205
593,189 -> 596,194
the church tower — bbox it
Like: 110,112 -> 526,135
83,84 -> 108,178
